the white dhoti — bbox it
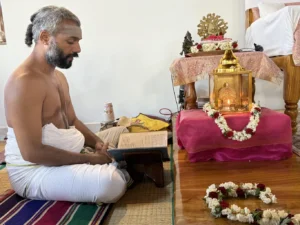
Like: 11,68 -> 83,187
5,124 -> 130,203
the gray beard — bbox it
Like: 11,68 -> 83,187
45,41 -> 72,69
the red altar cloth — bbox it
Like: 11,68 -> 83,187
176,108 -> 292,162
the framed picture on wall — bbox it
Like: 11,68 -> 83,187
0,1 -> 6,45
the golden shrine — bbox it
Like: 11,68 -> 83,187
209,49 -> 253,113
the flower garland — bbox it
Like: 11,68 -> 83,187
204,182 -> 300,225
203,103 -> 262,142
190,40 -> 238,53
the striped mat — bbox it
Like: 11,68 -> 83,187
0,189 -> 111,225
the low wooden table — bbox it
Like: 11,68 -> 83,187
124,152 -> 165,187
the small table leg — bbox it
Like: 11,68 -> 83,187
252,77 -> 256,103
184,82 -> 197,110
123,152 -> 165,187
144,162 -> 164,188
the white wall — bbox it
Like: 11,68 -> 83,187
0,0 -> 284,127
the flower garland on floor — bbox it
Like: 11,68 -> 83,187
203,103 -> 262,141
204,182 -> 300,225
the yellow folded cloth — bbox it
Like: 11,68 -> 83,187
118,114 -> 169,133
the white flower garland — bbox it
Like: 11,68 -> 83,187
190,40 -> 238,53
203,103 -> 262,142
204,182 -> 300,225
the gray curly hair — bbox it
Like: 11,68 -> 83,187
25,6 -> 81,47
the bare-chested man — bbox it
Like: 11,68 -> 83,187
4,6 -> 130,203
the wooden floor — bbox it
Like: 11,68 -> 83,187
173,149 -> 300,225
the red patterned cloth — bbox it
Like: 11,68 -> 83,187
170,52 -> 283,86
176,108 -> 292,162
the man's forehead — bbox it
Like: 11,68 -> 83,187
58,24 -> 82,39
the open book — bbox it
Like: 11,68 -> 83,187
108,131 -> 169,162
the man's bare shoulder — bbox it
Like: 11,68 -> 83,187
55,69 -> 65,78
5,67 -> 47,95
55,69 -> 68,82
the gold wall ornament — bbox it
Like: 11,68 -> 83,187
209,50 -> 253,113
197,13 -> 228,39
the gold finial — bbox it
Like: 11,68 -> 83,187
214,49 -> 244,73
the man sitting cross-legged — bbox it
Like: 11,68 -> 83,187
4,6 -> 130,203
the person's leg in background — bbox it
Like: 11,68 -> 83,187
95,126 -> 129,148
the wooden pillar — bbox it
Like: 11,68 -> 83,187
272,55 -> 300,134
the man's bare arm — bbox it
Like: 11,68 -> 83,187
57,71 -> 104,148
73,119 -> 104,148
6,75 -> 109,166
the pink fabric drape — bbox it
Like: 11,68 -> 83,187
170,52 -> 284,86
176,108 -> 292,162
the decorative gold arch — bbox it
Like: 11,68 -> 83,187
197,13 -> 228,39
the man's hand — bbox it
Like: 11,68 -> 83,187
94,142 -> 112,164
95,141 -> 105,151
